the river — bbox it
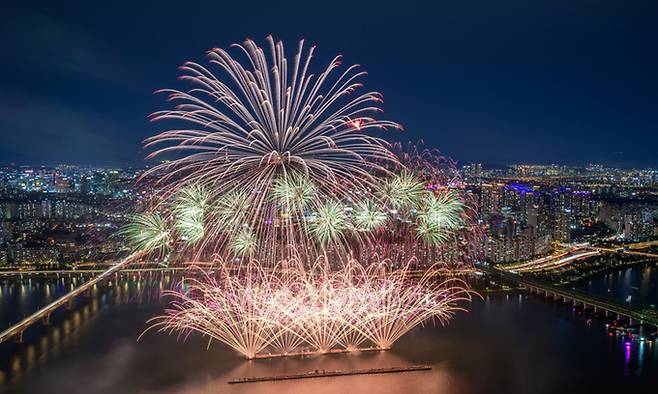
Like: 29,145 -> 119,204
574,263 -> 657,307
0,267 -> 656,394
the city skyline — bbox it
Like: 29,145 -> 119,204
3,161 -> 658,171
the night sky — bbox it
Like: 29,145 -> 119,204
1,0 -> 656,168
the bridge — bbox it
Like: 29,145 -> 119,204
482,266 -> 658,328
0,266 -> 186,277
0,254 -> 140,344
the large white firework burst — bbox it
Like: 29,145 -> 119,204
139,36 -> 402,261
144,36 -> 399,195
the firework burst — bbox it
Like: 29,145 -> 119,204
173,184 -> 208,245
353,199 -> 388,231
119,212 -> 171,255
118,38 -> 480,360
139,36 -> 401,262
146,256 -> 473,359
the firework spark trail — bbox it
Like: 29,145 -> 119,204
145,256 -> 473,359
140,36 -> 401,263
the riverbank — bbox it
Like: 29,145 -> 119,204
506,253 -> 658,286
557,258 -> 657,285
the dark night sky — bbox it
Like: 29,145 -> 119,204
1,0 -> 656,168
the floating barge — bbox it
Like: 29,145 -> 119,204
250,346 -> 388,360
227,365 -> 432,384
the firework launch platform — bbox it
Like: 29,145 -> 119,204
227,364 -> 432,384
249,346 -> 389,360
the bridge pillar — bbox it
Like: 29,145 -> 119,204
15,331 -> 24,344
42,314 -> 51,326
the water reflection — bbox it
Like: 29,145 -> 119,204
0,272 -> 171,386
624,340 -> 632,377
0,271 -> 656,393
578,263 -> 657,306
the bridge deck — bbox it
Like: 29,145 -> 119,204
0,255 -> 136,344
482,266 -> 658,326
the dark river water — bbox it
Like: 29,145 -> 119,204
0,266 -> 657,394
574,263 -> 658,307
